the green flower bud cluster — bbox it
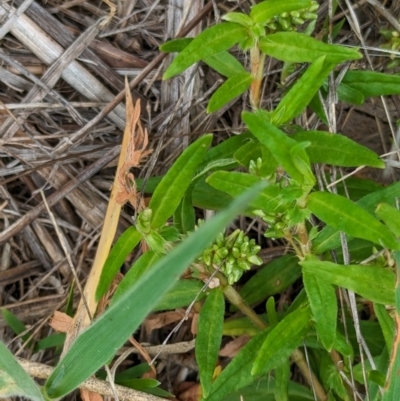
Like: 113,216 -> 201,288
199,227 -> 263,285
136,208 -> 175,254
264,2 -> 319,32
254,210 -> 286,239
380,27 -> 400,69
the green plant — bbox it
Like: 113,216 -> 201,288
3,1 -> 400,401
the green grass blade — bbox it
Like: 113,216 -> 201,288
149,134 -> 212,229
44,182 -> 266,399
196,289 -> 225,398
301,260 -> 395,305
0,341 -> 44,401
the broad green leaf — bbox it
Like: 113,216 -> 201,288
154,279 -> 206,311
313,181 -> 400,253
259,32 -> 361,64
0,341 -> 44,401
237,255 -> 302,308
193,178 -> 233,210
44,183 -> 265,399
196,289 -> 225,398
303,272 -> 337,351
207,72 -> 253,113
271,57 -> 335,125
307,191 -> 400,250
149,134 -> 212,229
163,23 -> 247,79
242,110 -> 307,183
341,70 -> 400,98
301,260 -> 395,305
207,328 -> 271,401
96,226 -> 142,301
205,51 -> 247,78
207,171 -> 285,213
174,191 -> 195,234
250,0 -> 312,24
160,38 -> 192,53
292,130 -> 384,168
382,251 -> 400,401
290,141 -> 315,187
112,250 -> 161,303
374,303 -> 394,353
274,360 -> 290,401
376,203 -> 400,237
251,306 -> 311,375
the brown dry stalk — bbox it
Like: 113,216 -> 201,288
62,79 -> 147,354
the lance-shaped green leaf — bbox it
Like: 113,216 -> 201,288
341,70 -> 400,98
337,82 -> 364,105
271,57 -> 335,125
207,171 -> 285,213
174,190 -> 195,234
303,271 -> 337,351
242,110 -> 307,184
307,191 -> 400,250
292,130 -> 385,168
376,203 -> 400,238
163,23 -> 247,80
222,12 -> 253,27
259,32 -> 361,64
237,255 -> 301,309
160,38 -> 192,53
383,251 -> 400,401
199,132 -> 253,170
313,181 -> 400,253
301,260 -> 395,305
96,226 -> 142,301
196,288 -> 225,398
274,360 -> 290,401
0,341 -> 44,401
205,52 -> 247,78
207,72 -> 253,113
149,134 -> 212,229
193,178 -> 234,210
250,0 -> 312,24
44,183 -> 265,399
161,38 -> 246,78
252,306 -> 311,375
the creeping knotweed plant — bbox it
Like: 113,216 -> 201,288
196,222 -> 263,284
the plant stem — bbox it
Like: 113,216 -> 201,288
249,46 -> 266,110
216,271 -> 327,401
